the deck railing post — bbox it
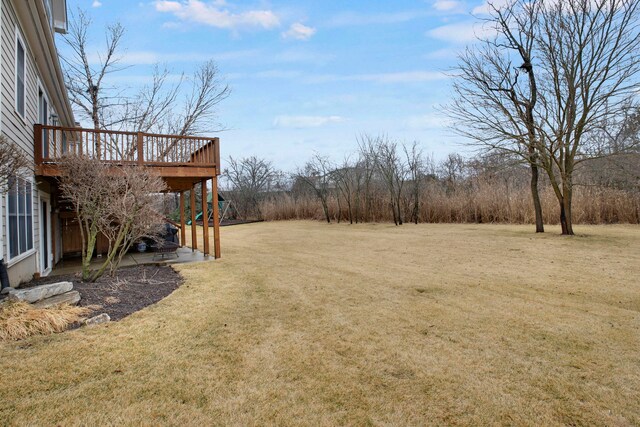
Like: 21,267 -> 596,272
34,124 -> 43,164
212,174 -> 221,259
137,132 -> 144,165
214,137 -> 220,171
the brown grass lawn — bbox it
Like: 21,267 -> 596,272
1,221 -> 639,426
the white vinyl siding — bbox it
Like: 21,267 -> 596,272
0,0 -> 72,283
1,0 -> 41,275
1,1 -> 38,162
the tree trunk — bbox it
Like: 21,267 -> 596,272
560,182 -> 574,235
413,188 -> 419,225
530,161 -> 544,233
395,195 -> 403,225
321,197 -> 330,223
91,220 -> 131,282
390,197 -> 398,225
82,226 -> 97,281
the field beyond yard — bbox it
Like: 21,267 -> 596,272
1,221 -> 639,425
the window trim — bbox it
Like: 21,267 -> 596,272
5,176 -> 35,265
44,0 -> 54,32
38,82 -> 51,158
37,80 -> 54,125
14,27 -> 26,121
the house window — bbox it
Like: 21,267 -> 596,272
15,32 -> 25,118
7,177 -> 33,260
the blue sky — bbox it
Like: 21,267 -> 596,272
63,0 -> 495,170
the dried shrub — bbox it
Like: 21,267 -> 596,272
0,301 -> 93,341
58,155 -> 167,281
0,135 -> 30,190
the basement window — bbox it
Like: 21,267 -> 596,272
7,177 -> 33,260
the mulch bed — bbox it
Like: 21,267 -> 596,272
29,265 -> 182,321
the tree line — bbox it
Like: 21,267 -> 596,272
221,133 -> 639,228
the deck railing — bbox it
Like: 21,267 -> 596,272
34,124 -> 220,168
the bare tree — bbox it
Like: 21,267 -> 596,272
356,136 -> 378,222
224,156 -> 278,219
534,0 -> 640,234
295,154 -> 334,223
579,107 -> 640,191
0,136 -> 30,191
373,135 -> 408,226
62,9 -> 230,158
166,61 -> 230,136
119,65 -> 182,133
62,9 -> 125,132
438,153 -> 467,194
448,0 -> 546,232
404,142 -> 425,224
58,155 -> 166,281
0,136 -> 30,289
332,156 -> 359,224
100,167 -> 166,278
58,155 -> 114,280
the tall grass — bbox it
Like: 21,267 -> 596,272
259,181 -> 640,225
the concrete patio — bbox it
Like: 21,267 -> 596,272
49,247 -> 210,277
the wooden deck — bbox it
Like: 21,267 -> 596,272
34,124 -> 220,191
34,124 -> 221,258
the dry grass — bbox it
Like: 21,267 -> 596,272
259,184 -> 640,224
0,301 -> 92,341
1,221 -> 639,425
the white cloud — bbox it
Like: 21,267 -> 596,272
92,0 -> 102,7
273,49 -> 335,65
472,0 -> 510,15
88,49 -> 259,65
424,48 -> 458,60
282,23 -> 316,41
156,1 -> 181,12
427,21 -> 497,43
254,69 -> 302,79
432,0 -> 463,12
355,71 -> 445,83
327,10 -> 427,27
405,113 -> 451,130
273,115 -> 345,129
154,0 -> 280,31
305,71 -> 447,84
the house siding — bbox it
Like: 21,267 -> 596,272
1,0 -> 67,285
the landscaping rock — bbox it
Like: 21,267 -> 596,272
32,291 -> 81,309
7,282 -> 73,303
84,313 -> 110,326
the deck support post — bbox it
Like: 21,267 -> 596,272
34,124 -> 43,163
179,191 -> 186,247
201,179 -> 210,256
190,186 -> 197,252
212,174 -> 221,259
